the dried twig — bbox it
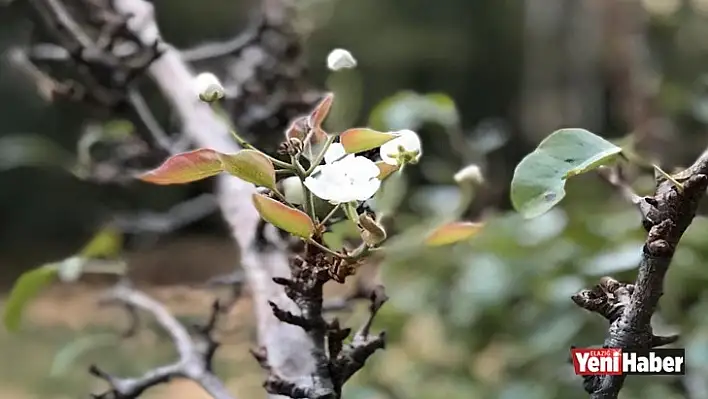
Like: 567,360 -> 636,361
574,154 -> 708,398
91,282 -> 233,399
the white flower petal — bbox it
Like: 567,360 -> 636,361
353,178 -> 381,201
347,156 -> 382,179
304,175 -> 332,201
324,143 -> 347,164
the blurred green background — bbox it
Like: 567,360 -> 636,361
3,0 -> 708,398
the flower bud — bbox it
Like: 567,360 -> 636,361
454,164 -> 484,185
281,176 -> 305,205
358,213 -> 387,246
58,256 -> 84,282
326,48 -> 357,71
195,72 -> 225,103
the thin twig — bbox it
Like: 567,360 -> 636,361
92,282 -> 234,399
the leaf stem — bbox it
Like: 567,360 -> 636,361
317,203 -> 341,229
307,239 -> 346,258
305,135 -> 337,175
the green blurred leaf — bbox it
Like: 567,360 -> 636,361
50,333 -> 116,377
368,91 -> 459,131
0,134 -> 74,171
80,227 -> 123,258
425,222 -> 484,246
3,264 -> 58,332
102,119 -> 135,140
510,128 -> 622,219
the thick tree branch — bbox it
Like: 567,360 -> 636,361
91,283 -> 233,399
573,154 -> 708,398
109,1 -> 320,397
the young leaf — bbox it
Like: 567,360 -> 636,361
219,150 -> 276,189
340,128 -> 397,154
252,194 -> 315,238
376,161 -> 399,180
425,222 -> 484,246
80,227 -> 123,258
309,93 -> 334,129
138,148 -> 224,185
4,265 -> 58,331
510,128 -> 622,219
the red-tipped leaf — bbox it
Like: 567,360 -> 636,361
340,128 -> 397,154
252,194 -> 315,238
138,149 -> 223,185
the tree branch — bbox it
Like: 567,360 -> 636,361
91,282 -> 234,399
573,154 -> 708,398
109,1 -> 321,397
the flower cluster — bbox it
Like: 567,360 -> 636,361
302,131 -> 422,204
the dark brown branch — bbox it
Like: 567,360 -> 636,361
92,282 -> 234,399
573,154 -> 708,398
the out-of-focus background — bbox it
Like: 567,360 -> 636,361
2,0 -> 708,398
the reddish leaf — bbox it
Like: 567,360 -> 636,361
252,194 -> 315,238
340,128 -> 397,154
425,222 -> 484,247
285,116 -> 309,141
376,161 -> 399,180
138,149 -> 223,185
308,93 -> 334,129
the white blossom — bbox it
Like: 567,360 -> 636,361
326,48 -> 357,71
454,164 -> 484,185
379,129 -> 422,166
304,143 -> 381,204
194,72 -> 224,102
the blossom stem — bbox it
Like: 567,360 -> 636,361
316,203 -> 341,229
229,129 -> 293,169
307,239 -> 346,258
270,188 -> 293,206
305,135 -> 337,176
207,103 -> 292,169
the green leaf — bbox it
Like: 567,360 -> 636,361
50,333 -> 116,377
138,148 -> 224,184
510,128 -> 622,219
368,91 -> 459,131
425,222 -> 484,246
80,227 -> 123,258
219,150 -> 276,189
0,134 -> 75,172
252,194 -> 315,238
3,265 -> 58,331
339,128 -> 397,154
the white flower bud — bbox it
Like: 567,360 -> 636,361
57,256 -> 84,282
454,164 -> 484,185
326,48 -> 357,71
281,176 -> 306,205
194,72 -> 224,103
